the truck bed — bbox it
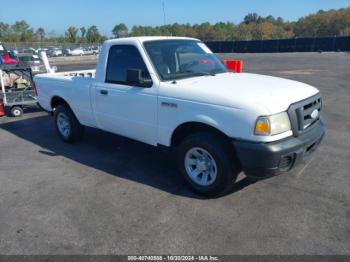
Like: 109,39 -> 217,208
34,69 -> 97,126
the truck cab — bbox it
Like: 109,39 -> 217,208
34,37 -> 325,197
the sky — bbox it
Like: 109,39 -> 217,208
0,0 -> 349,36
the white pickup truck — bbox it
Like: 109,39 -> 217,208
35,37 -> 325,197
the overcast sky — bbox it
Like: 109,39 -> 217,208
1,0 -> 349,36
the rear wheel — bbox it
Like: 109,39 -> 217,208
54,104 -> 84,143
10,106 -> 23,117
176,132 -> 241,197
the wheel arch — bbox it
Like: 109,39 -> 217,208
171,121 -> 231,147
50,96 -> 81,122
51,96 -> 70,111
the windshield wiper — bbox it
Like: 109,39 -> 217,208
185,70 -> 216,77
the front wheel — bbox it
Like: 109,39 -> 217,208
54,104 -> 84,143
175,132 -> 241,197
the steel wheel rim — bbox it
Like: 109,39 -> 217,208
184,147 -> 218,186
13,109 -> 21,116
57,112 -> 71,138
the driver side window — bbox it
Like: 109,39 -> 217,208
105,45 -> 150,86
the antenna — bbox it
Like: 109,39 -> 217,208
162,1 -> 166,26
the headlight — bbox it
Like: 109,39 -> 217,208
254,112 -> 291,136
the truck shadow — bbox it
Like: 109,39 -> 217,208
0,114 -> 255,199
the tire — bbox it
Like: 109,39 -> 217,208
175,132 -> 241,197
11,106 -> 23,117
54,104 -> 84,143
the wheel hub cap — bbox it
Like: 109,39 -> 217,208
184,147 -> 217,186
57,113 -> 71,138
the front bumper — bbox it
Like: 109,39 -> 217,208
233,119 -> 325,178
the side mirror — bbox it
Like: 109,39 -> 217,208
126,69 -> 152,87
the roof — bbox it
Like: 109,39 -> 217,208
105,36 -> 199,45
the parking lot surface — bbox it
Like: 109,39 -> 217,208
0,53 -> 349,255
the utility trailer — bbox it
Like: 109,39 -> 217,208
0,65 -> 37,117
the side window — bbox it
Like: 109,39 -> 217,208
105,45 -> 150,86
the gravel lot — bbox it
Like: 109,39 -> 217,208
0,52 -> 349,255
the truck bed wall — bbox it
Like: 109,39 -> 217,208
34,74 -> 96,127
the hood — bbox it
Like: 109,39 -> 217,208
160,72 -> 319,114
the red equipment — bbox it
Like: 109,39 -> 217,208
1,54 -> 18,65
223,59 -> 244,73
0,42 -> 18,65
0,98 -> 5,117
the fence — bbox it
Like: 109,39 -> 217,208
3,42 -> 99,50
3,36 -> 350,53
205,36 -> 350,53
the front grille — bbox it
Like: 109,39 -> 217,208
288,93 -> 322,136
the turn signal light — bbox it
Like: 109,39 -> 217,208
255,118 -> 270,135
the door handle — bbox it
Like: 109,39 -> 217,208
100,89 -> 108,95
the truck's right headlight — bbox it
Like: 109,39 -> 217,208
255,112 -> 291,136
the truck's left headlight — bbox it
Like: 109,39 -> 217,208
254,112 -> 291,136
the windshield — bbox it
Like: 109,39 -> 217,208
19,56 -> 33,62
144,40 -> 227,81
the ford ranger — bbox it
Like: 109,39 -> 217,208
34,37 -> 325,197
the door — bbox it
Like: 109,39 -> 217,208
92,44 -> 158,145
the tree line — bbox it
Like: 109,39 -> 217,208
0,7 -> 349,44
0,22 -> 108,44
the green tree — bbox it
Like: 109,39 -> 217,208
244,13 -> 260,24
171,23 -> 186,36
79,27 -> 87,43
11,20 -> 33,41
86,25 -> 101,43
99,35 -> 108,43
65,26 -> 78,43
112,23 -> 128,38
0,22 -> 10,40
80,27 -> 86,38
294,8 -> 350,37
35,27 -> 45,41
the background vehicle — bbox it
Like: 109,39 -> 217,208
70,48 -> 84,56
47,48 -> 63,57
83,48 -> 94,55
92,46 -> 99,55
34,37 -> 325,197
62,48 -> 72,56
36,48 -> 48,54
17,53 -> 46,74
17,48 -> 37,55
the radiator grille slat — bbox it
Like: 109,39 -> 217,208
288,94 -> 322,136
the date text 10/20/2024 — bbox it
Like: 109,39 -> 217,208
127,255 -> 219,261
